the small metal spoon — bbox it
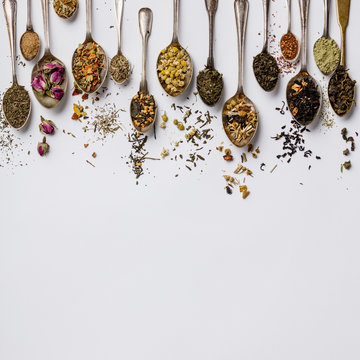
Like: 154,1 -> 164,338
130,8 -> 157,133
280,0 -> 300,63
110,0 -> 130,84
286,0 -> 322,126
253,0 -> 279,92
328,0 -> 355,117
53,0 -> 78,20
196,0 -> 223,106
3,0 -> 31,130
20,0 -> 40,61
71,0 -> 108,94
156,0 -> 193,97
31,0 -> 68,109
313,0 -> 340,75
222,0 -> 258,148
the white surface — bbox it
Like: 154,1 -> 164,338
1,0 -> 360,359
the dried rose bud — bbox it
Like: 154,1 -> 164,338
39,116 -> 56,135
223,154 -> 233,161
37,137 -> 49,156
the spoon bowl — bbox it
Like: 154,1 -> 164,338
53,0 -> 79,20
280,31 -> 300,63
130,92 -> 157,133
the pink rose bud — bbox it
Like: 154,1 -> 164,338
37,137 -> 50,156
31,73 -> 47,94
39,116 -> 56,135
50,71 -> 64,85
50,87 -> 64,101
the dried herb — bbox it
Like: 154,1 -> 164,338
328,66 -> 356,116
20,31 -> 40,61
253,52 -> 279,91
53,0 -> 78,19
130,92 -> 156,131
287,74 -> 321,126
313,37 -> 339,75
280,33 -> 299,61
196,67 -> 223,106
110,55 -> 130,83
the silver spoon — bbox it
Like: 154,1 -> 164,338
130,8 -> 157,133
3,0 -> 31,130
313,0 -> 340,75
196,0 -> 223,106
253,0 -> 279,92
222,0 -> 258,148
53,0 -> 78,20
280,0 -> 300,63
110,0 -> 130,84
20,0 -> 40,61
286,0 -> 322,126
156,0 -> 193,97
31,0 -> 67,109
71,0 -> 108,94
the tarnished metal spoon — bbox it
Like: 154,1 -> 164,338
53,0 -> 78,20
286,0 -> 322,126
156,0 -> 193,97
20,0 -> 40,61
71,0 -> 108,94
222,0 -> 258,148
3,0 -> 31,130
31,0 -> 68,109
130,8 -> 157,133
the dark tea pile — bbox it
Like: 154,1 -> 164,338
328,66 -> 356,116
130,92 -> 156,131
287,74 -> 321,126
253,52 -> 279,91
197,67 -> 223,106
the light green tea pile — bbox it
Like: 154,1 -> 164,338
313,37 -> 340,75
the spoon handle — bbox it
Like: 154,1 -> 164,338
234,0 -> 248,94
114,0 -> 124,54
172,0 -> 179,43
261,0 -> 269,52
86,0 -> 92,40
286,0 -> 291,33
26,0 -> 32,30
3,0 -> 17,84
336,0 -> 350,67
205,0 -> 218,68
139,8 -> 153,93
323,0 -> 329,38
41,0 -> 50,53
299,0 -> 310,72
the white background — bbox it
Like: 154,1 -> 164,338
1,0 -> 360,359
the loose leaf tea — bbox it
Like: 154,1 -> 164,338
110,55 -> 130,83
73,42 -> 105,93
280,33 -> 299,61
2,85 -> 31,129
328,66 -> 356,116
53,0 -> 78,19
287,74 -> 321,126
20,32 -> 40,61
223,95 -> 258,147
253,52 -> 279,91
197,67 -> 223,106
130,92 -> 156,131
313,37 -> 339,75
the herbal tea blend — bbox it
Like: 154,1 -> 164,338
328,66 -> 356,116
110,55 -> 130,83
287,74 -> 321,126
223,95 -> 258,147
253,52 -> 279,91
197,67 -> 223,106
280,33 -> 299,61
2,85 -> 31,129
73,42 -> 105,93
313,37 -> 340,75
130,92 -> 156,131
20,32 -> 40,61
53,0 -> 78,19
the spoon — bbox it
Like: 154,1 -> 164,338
286,0 -> 322,126
31,0 -> 67,109
2,0 -> 31,129
20,0 -> 40,61
130,8 -> 157,133
71,0 -> 108,94
196,0 -> 223,106
313,0 -> 340,75
253,0 -> 279,92
110,0 -> 130,84
328,0 -> 355,117
53,0 -> 78,20
280,0 -> 300,63
156,0 -> 193,97
222,0 -> 258,148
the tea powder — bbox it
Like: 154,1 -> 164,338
313,37 -> 339,75
20,31 -> 40,60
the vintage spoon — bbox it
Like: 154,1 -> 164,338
71,0 -> 108,94
328,0 -> 355,117
280,0 -> 300,63
253,0 -> 279,92
31,0 -> 67,109
20,0 -> 40,61
222,0 -> 258,148
110,0 -> 130,84
53,0 -> 78,20
313,0 -> 340,75
286,0 -> 322,126
130,8 -> 157,133
156,0 -> 193,97
196,0 -> 223,106
2,0 -> 31,129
